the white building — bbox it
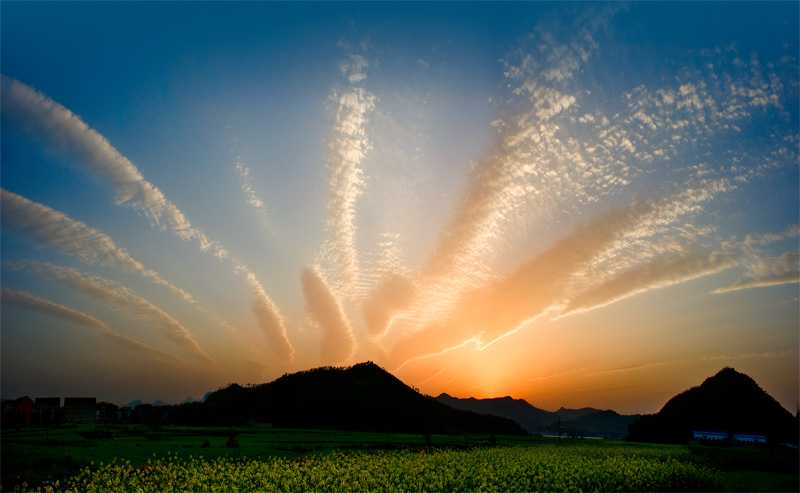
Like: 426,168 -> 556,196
732,433 -> 766,444
692,430 -> 766,445
693,430 -> 728,442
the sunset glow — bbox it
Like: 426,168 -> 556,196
1,2 -> 797,414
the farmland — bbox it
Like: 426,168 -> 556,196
2,425 -> 797,492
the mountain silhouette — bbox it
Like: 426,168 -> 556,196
203,362 -> 525,435
435,394 -> 638,438
628,367 -> 799,445
562,409 -> 640,439
554,407 -> 601,421
436,394 -> 556,432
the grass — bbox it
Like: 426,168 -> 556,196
688,444 -> 799,492
2,424 -> 797,492
0,424 -> 507,490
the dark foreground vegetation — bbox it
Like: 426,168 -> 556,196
2,424 -> 797,492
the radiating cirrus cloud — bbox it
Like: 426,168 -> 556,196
1,288 -> 183,368
234,155 -> 270,227
0,75 -> 223,257
713,251 -> 800,294
363,7 -> 627,339
372,2 -> 798,365
0,188 -> 194,303
8,260 -> 214,365
1,75 -> 295,362
388,179 -> 742,368
301,265 -> 356,364
318,53 -> 376,299
237,267 -> 295,363
563,246 -> 740,316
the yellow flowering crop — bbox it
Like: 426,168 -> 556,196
16,444 -> 723,492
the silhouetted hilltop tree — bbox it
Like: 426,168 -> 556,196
628,367 -> 798,445
202,362 -> 525,435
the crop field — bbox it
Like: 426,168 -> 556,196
2,425 -> 797,492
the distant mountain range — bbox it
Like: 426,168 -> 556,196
122,399 -> 171,408
629,367 -> 798,445
436,394 -> 560,431
200,362 -> 525,435
435,394 -> 639,438
120,395 -> 209,408
11,364 -> 795,444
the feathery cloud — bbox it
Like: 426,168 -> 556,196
563,247 -> 740,315
11,260 -> 214,365
0,75 -> 226,258
361,274 -> 415,338
237,266 -> 295,363
1,188 -> 194,303
301,265 -> 356,364
389,180 -> 739,367
320,86 -> 375,297
2,76 -> 294,359
368,9 -> 626,340
1,287 -> 183,367
234,155 -> 270,225
713,251 -> 799,293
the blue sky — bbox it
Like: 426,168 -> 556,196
1,2 -> 798,413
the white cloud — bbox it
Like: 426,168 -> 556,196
714,251 -> 800,294
0,75 -> 227,258
319,83 -> 375,298
234,156 -> 269,225
1,288 -> 184,368
339,54 -> 369,84
1,188 -> 194,303
2,76 -> 292,356
12,260 -> 214,365
234,264 -> 295,363
301,265 -> 356,364
563,247 -> 739,315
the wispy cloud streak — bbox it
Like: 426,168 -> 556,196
237,266 -> 295,363
9,260 -> 214,365
234,155 -> 270,225
564,247 -> 740,315
0,75 -> 224,258
1,75 -> 295,361
1,188 -> 194,302
319,56 -> 376,297
1,288 -> 183,367
389,183 -> 736,366
713,251 -> 799,293
301,265 -> 356,364
366,8 -> 627,339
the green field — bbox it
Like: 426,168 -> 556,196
2,425 -> 797,492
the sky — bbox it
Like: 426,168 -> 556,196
1,2 -> 798,415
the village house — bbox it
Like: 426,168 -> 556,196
34,397 -> 61,423
9,396 -> 34,426
63,397 -> 96,424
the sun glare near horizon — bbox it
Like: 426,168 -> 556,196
1,2 -> 798,415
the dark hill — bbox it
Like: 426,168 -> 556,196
561,409 -> 640,439
436,393 -> 555,432
554,407 -> 601,421
628,367 -> 798,445
203,362 -> 525,435
435,394 -> 638,438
